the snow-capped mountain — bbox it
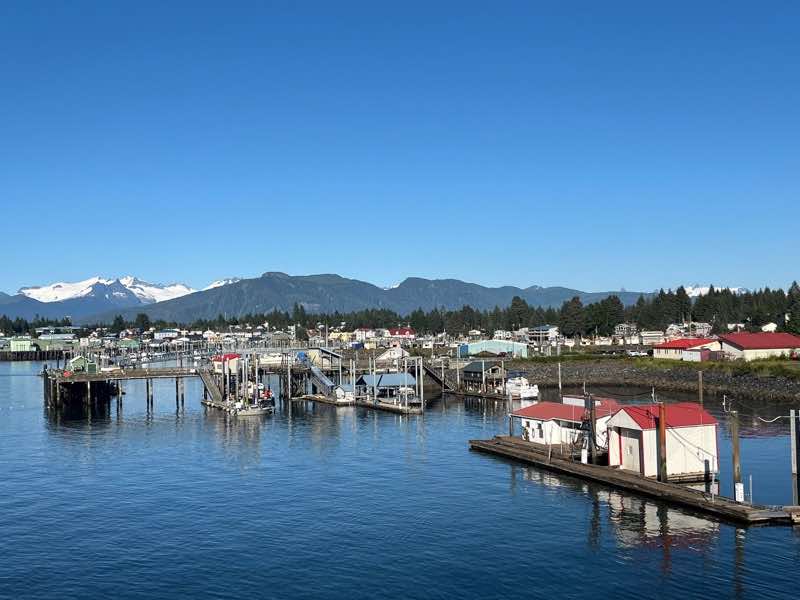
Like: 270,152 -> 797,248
118,276 -> 196,303
19,276 -> 196,305
683,284 -> 748,298
203,278 -> 241,291
19,276 -> 114,303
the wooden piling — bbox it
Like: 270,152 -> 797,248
657,402 -> 667,482
731,410 -> 742,501
698,370 -> 704,407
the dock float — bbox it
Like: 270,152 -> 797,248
470,436 -> 797,526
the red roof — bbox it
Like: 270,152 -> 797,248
513,399 -> 620,422
389,327 -> 415,336
654,338 -> 716,350
719,332 -> 800,350
212,353 -> 241,361
614,403 -> 717,430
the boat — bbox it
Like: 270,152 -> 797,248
234,397 -> 275,416
504,376 -> 539,399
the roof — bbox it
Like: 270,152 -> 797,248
653,338 -> 716,350
357,373 -> 417,387
212,353 -> 241,361
388,327 -> 415,336
513,399 -> 620,422
462,360 -> 501,373
614,403 -> 717,430
719,332 -> 800,350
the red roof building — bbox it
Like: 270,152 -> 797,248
512,399 -> 620,447
388,327 -> 416,338
607,402 -> 718,479
610,403 -> 717,430
653,338 -> 718,360
719,332 -> 800,361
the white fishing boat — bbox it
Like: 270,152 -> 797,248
504,376 -> 539,399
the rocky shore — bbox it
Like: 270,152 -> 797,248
509,359 -> 800,402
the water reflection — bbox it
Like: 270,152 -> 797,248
510,464 -> 721,563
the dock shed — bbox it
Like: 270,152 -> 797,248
607,403 -> 718,480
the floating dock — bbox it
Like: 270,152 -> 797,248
470,435 -> 799,526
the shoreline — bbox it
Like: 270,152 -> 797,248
506,358 -> 800,402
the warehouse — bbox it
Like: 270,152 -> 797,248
718,332 -> 800,361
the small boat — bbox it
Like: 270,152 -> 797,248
235,405 -> 274,416
504,376 -> 539,399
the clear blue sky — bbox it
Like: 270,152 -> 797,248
1,1 -> 798,294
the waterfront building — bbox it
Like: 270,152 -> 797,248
652,338 -> 718,360
10,337 -> 35,352
461,361 -> 505,392
718,332 -> 800,361
458,339 -> 529,358
512,398 -> 620,448
607,403 -> 718,480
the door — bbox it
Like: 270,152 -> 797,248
620,428 -> 642,474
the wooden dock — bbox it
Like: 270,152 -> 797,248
293,393 -> 355,406
292,393 -> 422,414
355,397 -> 422,415
470,435 -> 797,526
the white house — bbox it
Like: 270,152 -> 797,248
530,325 -> 559,344
355,328 -> 377,343
375,346 -> 410,365
652,338 -> 718,360
607,403 -> 718,480
512,398 -> 620,449
718,332 -> 800,361
639,331 -> 666,345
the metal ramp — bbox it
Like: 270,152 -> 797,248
309,366 -> 336,396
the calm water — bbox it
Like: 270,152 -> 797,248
1,361 -> 799,599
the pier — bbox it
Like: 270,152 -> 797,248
470,435 -> 800,526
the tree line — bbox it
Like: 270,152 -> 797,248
7,282 -> 798,339
103,281 -> 800,338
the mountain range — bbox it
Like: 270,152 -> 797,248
79,272 -> 649,324
2,272 -> 746,325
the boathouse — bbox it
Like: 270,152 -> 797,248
461,361 -> 505,392
512,398 -> 620,448
356,373 -> 416,401
607,403 -> 718,480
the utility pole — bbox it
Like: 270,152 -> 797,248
657,402 -> 668,482
731,410 -> 743,502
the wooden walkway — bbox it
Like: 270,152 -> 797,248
470,436 -> 797,526
51,367 -> 199,383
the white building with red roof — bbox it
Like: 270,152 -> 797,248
652,338 -> 719,360
718,332 -> 800,361
211,353 -> 240,374
607,403 -> 718,480
388,327 -> 416,342
512,398 -> 620,448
